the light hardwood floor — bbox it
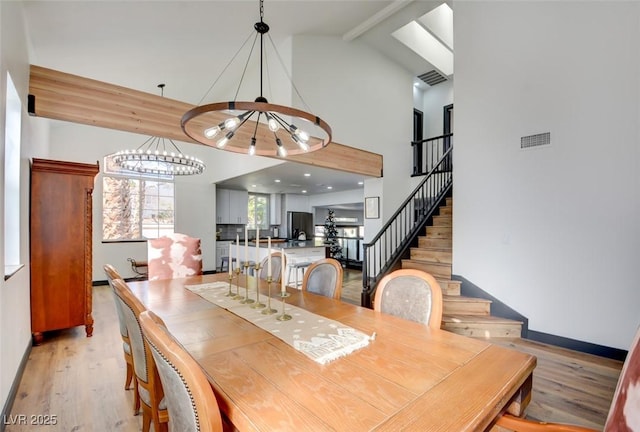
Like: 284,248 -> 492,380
5,273 -> 622,431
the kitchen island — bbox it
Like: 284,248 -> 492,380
229,238 -> 329,287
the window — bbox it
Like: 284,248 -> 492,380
102,157 -> 175,241
248,193 -> 269,230
4,72 -> 21,269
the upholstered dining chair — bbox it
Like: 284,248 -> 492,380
112,279 -> 168,432
301,258 -> 343,300
373,269 -> 443,329
147,233 -> 203,281
103,264 -> 139,414
139,310 -> 224,432
496,325 -> 640,432
257,251 -> 287,282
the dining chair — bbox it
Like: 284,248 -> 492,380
496,325 -> 640,432
301,258 -> 343,300
147,233 -> 203,281
139,310 -> 224,432
103,264 -> 139,414
112,279 -> 168,432
373,269 -> 443,329
257,251 -> 287,282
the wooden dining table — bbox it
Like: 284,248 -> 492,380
126,273 -> 536,432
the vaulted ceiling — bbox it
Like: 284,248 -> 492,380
22,0 -> 453,195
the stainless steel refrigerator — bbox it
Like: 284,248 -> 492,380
288,211 -> 314,240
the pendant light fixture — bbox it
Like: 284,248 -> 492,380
181,0 -> 332,158
110,84 -> 205,176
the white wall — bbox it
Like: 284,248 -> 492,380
454,1 -> 640,349
422,79 -> 453,138
291,35 -> 414,242
0,0 -> 49,412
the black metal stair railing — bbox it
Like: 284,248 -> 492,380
361,139 -> 452,307
412,133 -> 452,176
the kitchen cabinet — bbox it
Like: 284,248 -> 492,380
215,240 -> 232,271
30,158 -> 99,345
216,188 -> 248,224
270,193 -> 281,225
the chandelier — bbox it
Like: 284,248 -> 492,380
111,85 -> 205,176
181,0 -> 332,158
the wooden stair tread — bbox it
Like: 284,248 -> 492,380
442,314 -> 522,325
411,246 -> 452,252
402,259 -> 449,267
443,295 -> 491,304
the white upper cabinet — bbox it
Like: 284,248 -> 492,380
216,188 -> 248,224
270,193 -> 282,225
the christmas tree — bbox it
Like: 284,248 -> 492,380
324,209 -> 343,260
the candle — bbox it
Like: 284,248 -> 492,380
229,234 -> 240,274
235,234 -> 240,273
267,236 -> 272,278
281,248 -> 286,295
255,227 -> 260,265
244,225 -> 248,263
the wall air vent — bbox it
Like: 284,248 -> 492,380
417,70 -> 447,86
521,132 -> 551,149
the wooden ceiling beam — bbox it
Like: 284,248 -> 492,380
28,65 -> 382,178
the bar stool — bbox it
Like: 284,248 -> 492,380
221,257 -> 255,274
288,261 -> 312,288
220,256 -> 236,273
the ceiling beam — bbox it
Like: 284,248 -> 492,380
28,65 -> 383,178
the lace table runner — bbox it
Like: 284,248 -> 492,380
185,281 -> 372,365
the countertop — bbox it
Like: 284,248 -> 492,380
230,239 -> 328,249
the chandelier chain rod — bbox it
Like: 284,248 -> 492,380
259,24 -> 264,98
252,111 -> 262,139
266,33 -> 313,113
196,28 -> 256,106
234,32 -> 260,102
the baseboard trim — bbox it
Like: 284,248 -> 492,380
527,330 -> 627,362
1,340 -> 32,432
452,275 -> 529,337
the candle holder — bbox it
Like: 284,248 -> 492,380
250,264 -> 266,309
225,272 -> 234,297
276,290 -> 292,321
240,263 -> 255,304
261,276 -> 277,315
279,287 -> 291,298
232,267 -> 244,300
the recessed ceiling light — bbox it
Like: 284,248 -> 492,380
251,184 -> 257,187
327,186 -> 333,189
304,173 -> 311,177
358,181 -> 364,185
302,190 -> 307,193
274,179 -> 281,183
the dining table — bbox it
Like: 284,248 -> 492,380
126,272 -> 536,432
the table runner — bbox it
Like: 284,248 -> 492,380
185,281 -> 373,364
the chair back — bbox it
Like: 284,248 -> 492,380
147,233 -> 203,281
140,310 -> 223,432
257,252 -> 286,282
104,264 -> 128,339
604,326 -> 640,431
301,258 -> 343,300
112,279 -> 164,399
373,269 -> 443,329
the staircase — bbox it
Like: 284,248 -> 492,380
401,197 -> 523,338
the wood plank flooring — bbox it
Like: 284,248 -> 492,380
5,273 -> 621,431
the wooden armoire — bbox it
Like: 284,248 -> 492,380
30,158 -> 99,345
